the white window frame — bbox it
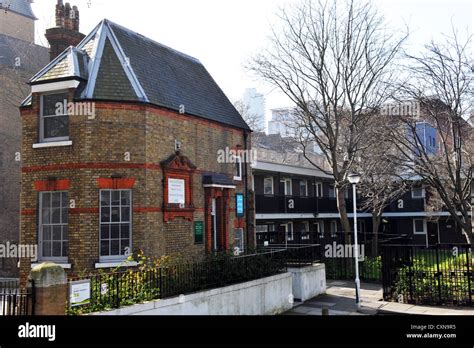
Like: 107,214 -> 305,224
233,156 -> 242,181
281,178 -> 292,196
263,177 -> 274,195
233,228 -> 245,254
99,189 -> 133,262
40,91 -> 70,143
413,219 -> 427,235
330,220 -> 338,237
315,182 -> 323,198
315,221 -> 324,238
283,222 -> 294,241
39,191 -> 69,263
301,221 -> 310,240
299,180 -> 308,197
411,187 -> 425,199
329,184 -> 336,198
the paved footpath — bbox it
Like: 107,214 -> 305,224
285,280 -> 474,316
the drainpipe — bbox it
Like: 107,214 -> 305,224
244,131 -> 251,252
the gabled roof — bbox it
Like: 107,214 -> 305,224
0,0 -> 36,19
28,19 -> 251,131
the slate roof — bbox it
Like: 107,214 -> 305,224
0,0 -> 36,19
28,19 -> 251,131
0,34 -> 49,72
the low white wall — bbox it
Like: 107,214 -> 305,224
95,272 -> 293,316
288,263 -> 326,302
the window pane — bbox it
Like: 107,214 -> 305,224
121,207 -> 130,222
121,191 -> 130,206
42,192 -> 51,207
44,115 -> 69,139
61,192 -> 68,207
415,220 -> 424,232
42,242 -> 52,257
42,93 -> 68,116
62,242 -> 68,256
111,224 -> 120,239
111,191 -> 121,206
111,207 -> 120,222
51,208 -> 61,224
101,191 -> 111,207
42,208 -> 50,224
120,224 -> 130,239
101,207 -> 110,223
42,226 -> 51,241
52,242 -> 62,257
52,226 -> 62,241
100,241 -> 109,256
121,239 -> 130,254
111,240 -> 120,255
101,225 -> 109,239
62,207 -> 68,224
52,193 -> 61,208
62,226 -> 68,240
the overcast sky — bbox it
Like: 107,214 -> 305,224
32,0 -> 472,125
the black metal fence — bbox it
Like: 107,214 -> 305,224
382,244 -> 473,306
256,231 -> 411,283
0,280 -> 34,316
68,246 -> 320,314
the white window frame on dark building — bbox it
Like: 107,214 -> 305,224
263,177 -> 274,195
281,178 -> 292,196
315,182 -> 323,198
299,180 -> 308,197
413,219 -> 427,235
411,187 -> 426,199
38,191 -> 69,263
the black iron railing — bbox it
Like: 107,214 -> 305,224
0,280 -> 34,316
382,244 -> 473,306
68,246 -> 321,314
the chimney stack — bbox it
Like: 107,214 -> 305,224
45,0 -> 85,61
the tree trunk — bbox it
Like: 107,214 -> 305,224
336,187 -> 352,244
371,215 -> 381,256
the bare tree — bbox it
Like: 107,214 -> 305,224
388,30 -> 473,242
233,99 -> 266,142
356,117 -> 410,254
248,0 -> 407,236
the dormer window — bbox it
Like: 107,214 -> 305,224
40,92 -> 69,143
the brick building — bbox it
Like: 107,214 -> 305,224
19,18 -> 253,282
0,0 -> 49,277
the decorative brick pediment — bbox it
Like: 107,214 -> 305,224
161,151 -> 196,222
160,151 -> 197,173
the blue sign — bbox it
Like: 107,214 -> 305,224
236,194 -> 244,217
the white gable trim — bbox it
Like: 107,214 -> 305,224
31,80 -> 81,93
83,21 -> 107,98
104,21 -> 149,102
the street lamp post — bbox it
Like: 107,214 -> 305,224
348,173 -> 361,310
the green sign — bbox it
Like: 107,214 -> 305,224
194,221 -> 204,244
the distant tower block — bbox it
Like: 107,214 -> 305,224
0,0 -> 37,43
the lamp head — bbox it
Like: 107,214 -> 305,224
348,173 -> 361,185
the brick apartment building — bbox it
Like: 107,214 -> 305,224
0,0 -> 49,277
19,16 -> 253,282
